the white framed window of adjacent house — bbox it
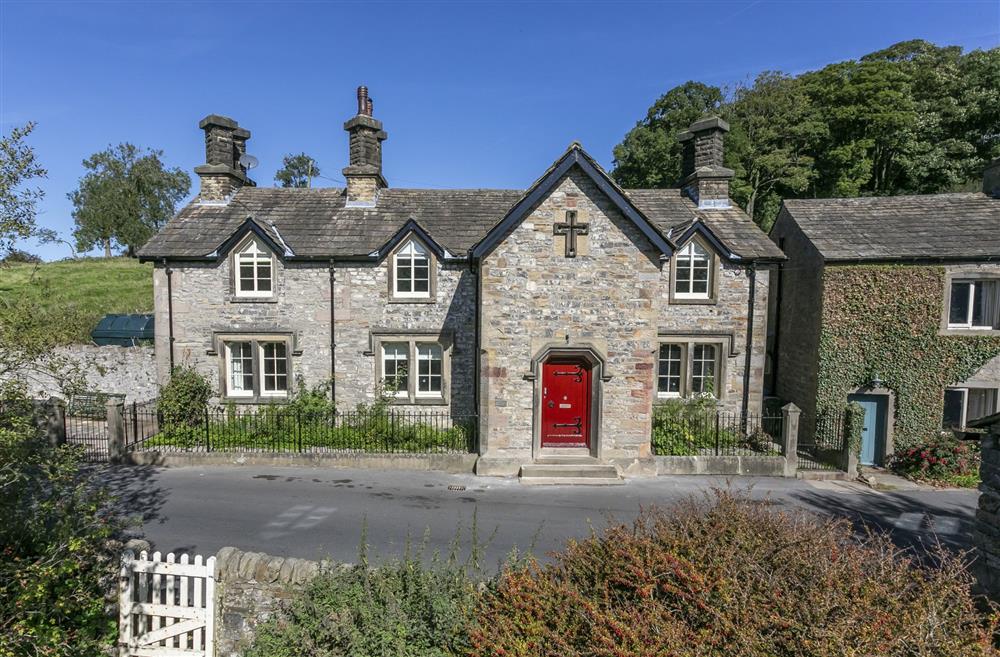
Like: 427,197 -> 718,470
673,240 -> 712,300
392,239 -> 431,299
235,239 -> 274,298
656,341 -> 722,398
948,279 -> 1000,330
943,387 -> 998,429
222,337 -> 290,400
378,337 -> 448,403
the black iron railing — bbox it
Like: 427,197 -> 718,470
796,411 -> 848,471
124,403 -> 478,455
651,408 -> 784,457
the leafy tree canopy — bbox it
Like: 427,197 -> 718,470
275,152 -> 321,188
69,143 -> 190,257
612,40 -> 1000,230
0,122 -> 47,254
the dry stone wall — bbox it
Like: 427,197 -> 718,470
975,424 -> 1000,599
3,344 -> 157,403
214,547 -> 334,657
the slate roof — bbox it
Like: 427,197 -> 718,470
781,193 -> 1000,262
140,177 -> 783,262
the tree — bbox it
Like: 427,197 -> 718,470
69,143 -> 190,257
275,153 -> 321,188
726,72 -> 824,229
612,82 -> 724,188
0,122 -> 46,255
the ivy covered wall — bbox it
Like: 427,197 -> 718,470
817,264 -> 1000,448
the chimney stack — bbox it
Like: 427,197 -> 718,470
343,86 -> 388,205
194,114 -> 254,203
677,116 -> 733,209
984,158 -> 1000,198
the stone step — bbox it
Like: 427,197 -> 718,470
519,462 -> 623,485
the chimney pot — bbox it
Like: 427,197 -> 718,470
357,86 -> 370,116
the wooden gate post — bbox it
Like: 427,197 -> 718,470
781,403 -> 800,478
107,400 -> 126,464
118,549 -> 134,656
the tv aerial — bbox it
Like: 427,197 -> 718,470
238,153 -> 259,171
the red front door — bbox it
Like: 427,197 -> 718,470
541,359 -> 591,448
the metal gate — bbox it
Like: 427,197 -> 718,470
62,393 -> 130,462
119,550 -> 216,656
796,411 -> 847,471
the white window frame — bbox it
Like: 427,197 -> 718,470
381,342 -> 411,399
655,339 -> 724,400
259,341 -> 290,398
656,343 -> 684,398
234,238 -> 275,298
673,240 -> 713,300
376,336 -> 449,404
392,239 -> 431,299
225,341 -> 255,398
221,336 -> 291,400
690,344 -> 718,395
947,279 -> 998,330
415,343 -> 444,398
944,386 -> 999,428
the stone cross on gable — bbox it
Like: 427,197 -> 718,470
553,210 -> 589,258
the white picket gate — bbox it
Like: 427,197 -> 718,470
119,550 -> 216,657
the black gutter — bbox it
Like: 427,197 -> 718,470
162,258 -> 175,372
741,262 -> 756,418
329,260 -> 337,407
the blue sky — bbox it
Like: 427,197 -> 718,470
2,0 -> 998,260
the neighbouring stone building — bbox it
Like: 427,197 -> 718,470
768,160 -> 1000,467
139,87 -> 783,478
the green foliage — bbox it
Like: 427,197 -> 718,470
817,265 -> 1000,449
470,490 -> 997,657
274,153 -> 321,188
157,366 -> 214,441
0,121 -> 46,254
651,396 -> 779,456
147,381 -> 473,453
612,81 -> 724,189
0,386 -> 121,655
246,549 -> 479,657
890,434 -> 981,487
612,41 -> 1000,228
69,143 -> 190,257
0,257 -> 153,344
1,248 -> 41,264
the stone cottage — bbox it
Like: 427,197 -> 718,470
139,87 -> 783,478
768,159 -> 1000,467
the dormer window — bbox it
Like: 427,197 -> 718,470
673,240 -> 713,301
391,238 -> 434,301
235,239 -> 273,298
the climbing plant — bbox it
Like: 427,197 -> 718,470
816,265 -> 1000,448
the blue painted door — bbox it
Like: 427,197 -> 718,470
848,394 -> 885,466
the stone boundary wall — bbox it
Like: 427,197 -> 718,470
2,344 -> 157,403
124,450 -> 479,473
974,426 -> 1000,599
215,547 -> 337,657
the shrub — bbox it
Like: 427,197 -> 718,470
0,386 -> 122,655
157,366 -> 213,445
890,433 -> 981,486
469,490 -> 997,657
245,555 -> 479,657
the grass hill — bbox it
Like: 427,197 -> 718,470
0,257 -> 153,344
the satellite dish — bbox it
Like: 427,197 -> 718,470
238,153 -> 259,170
